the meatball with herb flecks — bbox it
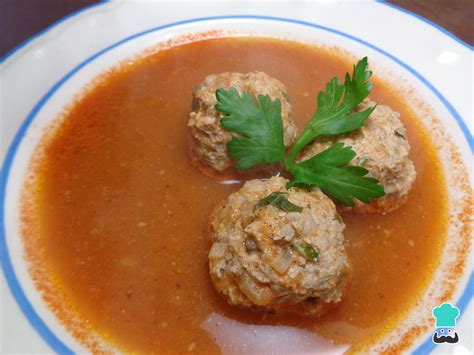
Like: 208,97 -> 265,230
208,177 -> 351,315
188,72 -> 297,176
299,99 -> 416,213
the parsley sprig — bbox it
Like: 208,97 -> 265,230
215,57 -> 385,206
217,89 -> 286,169
287,143 -> 384,206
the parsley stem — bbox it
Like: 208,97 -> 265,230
286,127 -> 317,167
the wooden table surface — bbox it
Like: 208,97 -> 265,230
0,0 -> 472,57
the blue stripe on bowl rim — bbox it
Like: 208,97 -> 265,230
1,11 -> 472,355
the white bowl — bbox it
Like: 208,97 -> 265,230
1,2 -> 472,353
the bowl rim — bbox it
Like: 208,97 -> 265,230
1,9 -> 472,355
1,1 -> 472,65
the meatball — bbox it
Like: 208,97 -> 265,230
299,99 -> 416,213
188,72 -> 297,174
208,177 -> 350,315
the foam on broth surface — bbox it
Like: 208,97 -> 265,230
26,37 -> 446,353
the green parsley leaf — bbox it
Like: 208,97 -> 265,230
291,242 -> 318,261
288,143 -> 385,206
215,87 -> 286,170
287,57 -> 375,163
254,192 -> 303,213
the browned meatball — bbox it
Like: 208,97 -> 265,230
299,99 -> 416,213
208,177 -> 351,315
188,72 -> 297,175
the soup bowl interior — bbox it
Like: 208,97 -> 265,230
2,16 -> 472,353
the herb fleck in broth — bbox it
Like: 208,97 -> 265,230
28,37 -> 446,353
